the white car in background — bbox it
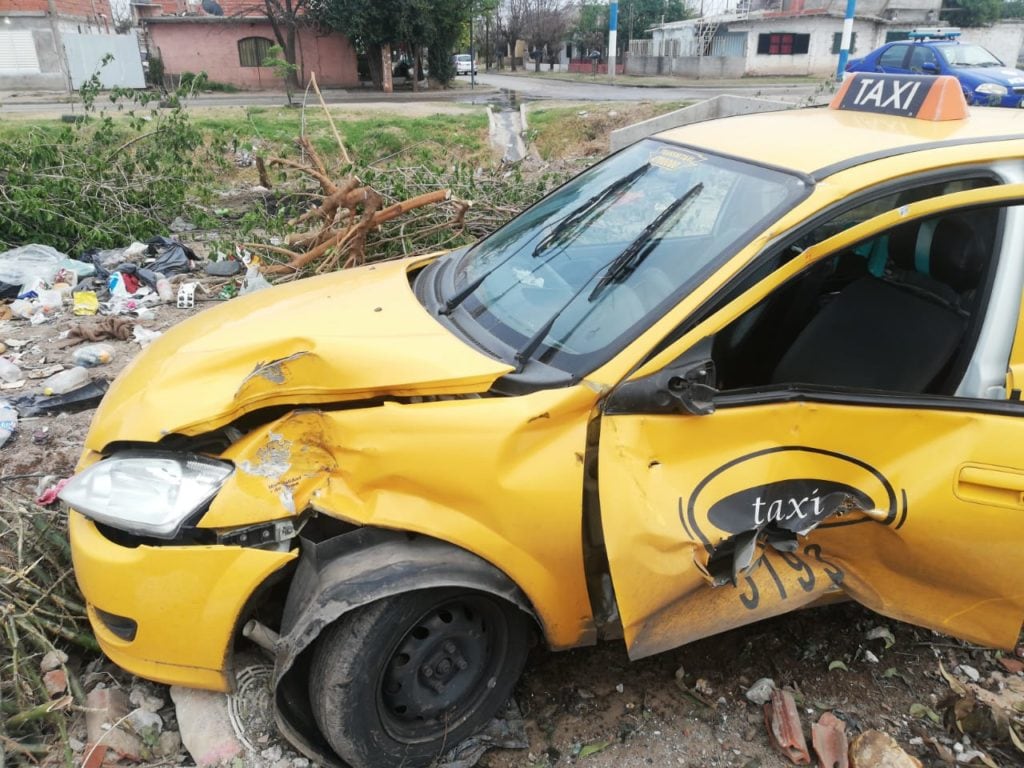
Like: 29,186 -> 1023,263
452,53 -> 478,75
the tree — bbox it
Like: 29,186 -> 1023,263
619,0 -> 688,39
497,0 -> 528,70
263,44 -> 299,104
310,0 -> 471,90
525,0 -> 570,71
941,0 -> 1002,26
255,0 -> 309,89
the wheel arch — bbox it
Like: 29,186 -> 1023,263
272,525 -> 540,767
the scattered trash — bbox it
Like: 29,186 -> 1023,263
849,730 -> 922,767
65,316 -> 135,343
133,326 -> 163,347
957,665 -> 981,683
147,236 -> 196,276
0,243 -> 66,295
828,660 -> 850,673
240,264 -> 271,295
438,700 -> 528,768
764,689 -> 811,765
32,426 -> 51,444
177,282 -> 197,309
13,379 -> 109,416
0,357 -> 23,384
73,290 -> 99,316
811,712 -> 848,768
41,366 -> 90,396
71,343 -> 115,368
0,400 -> 17,448
206,259 -> 242,277
863,650 -> 880,664
866,627 -> 896,649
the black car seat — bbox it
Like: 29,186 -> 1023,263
770,213 -> 987,393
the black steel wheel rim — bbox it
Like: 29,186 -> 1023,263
376,595 -> 511,743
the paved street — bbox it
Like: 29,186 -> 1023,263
0,71 -> 825,116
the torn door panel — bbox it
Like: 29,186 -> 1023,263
598,404 -> 1024,660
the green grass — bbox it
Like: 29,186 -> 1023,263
527,101 -> 690,160
192,106 -> 490,168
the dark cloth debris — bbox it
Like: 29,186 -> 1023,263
438,700 -> 528,768
12,380 -> 109,416
62,317 -> 136,345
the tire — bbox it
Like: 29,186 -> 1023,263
309,589 -> 531,768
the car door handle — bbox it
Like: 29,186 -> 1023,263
956,464 -> 1024,508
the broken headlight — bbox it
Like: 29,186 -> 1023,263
60,451 -> 233,539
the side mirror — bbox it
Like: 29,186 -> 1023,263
922,61 -> 938,73
605,340 -> 718,416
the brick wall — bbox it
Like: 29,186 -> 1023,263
0,0 -> 114,21
148,19 -> 357,88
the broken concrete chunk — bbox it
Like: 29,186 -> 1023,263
811,712 -> 848,768
849,730 -> 923,768
170,685 -> 245,767
764,688 -> 811,764
746,677 -> 777,706
42,668 -> 68,696
85,686 -> 146,762
40,648 -> 68,672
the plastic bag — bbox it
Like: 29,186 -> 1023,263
147,236 -> 196,276
0,244 -> 67,290
240,265 -> 271,295
0,400 -> 17,448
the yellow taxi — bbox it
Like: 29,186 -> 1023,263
62,73 -> 1024,768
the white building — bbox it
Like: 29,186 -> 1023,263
630,0 -> 945,78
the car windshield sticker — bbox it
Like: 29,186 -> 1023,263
830,73 -> 968,121
650,147 -> 702,171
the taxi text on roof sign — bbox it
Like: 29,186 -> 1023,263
831,73 -> 969,121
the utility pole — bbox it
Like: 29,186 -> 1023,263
836,0 -> 856,81
470,0 -> 476,89
607,0 -> 618,81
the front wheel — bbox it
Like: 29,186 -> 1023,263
309,589 -> 531,768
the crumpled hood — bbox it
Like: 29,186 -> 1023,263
85,257 -> 513,450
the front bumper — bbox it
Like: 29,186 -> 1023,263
69,511 -> 296,691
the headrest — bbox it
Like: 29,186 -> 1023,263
886,214 -> 985,292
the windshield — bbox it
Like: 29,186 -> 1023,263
939,44 -> 1002,67
446,139 -> 807,373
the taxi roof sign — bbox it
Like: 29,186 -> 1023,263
907,27 -> 961,40
830,73 -> 968,121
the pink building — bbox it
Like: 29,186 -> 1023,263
136,0 -> 357,89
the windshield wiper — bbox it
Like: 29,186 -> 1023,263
532,163 -> 651,258
588,182 -> 704,302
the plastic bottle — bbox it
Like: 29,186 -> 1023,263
41,366 -> 89,396
0,357 -> 22,384
71,343 -> 115,367
0,400 -> 16,448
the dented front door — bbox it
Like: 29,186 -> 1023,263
597,186 -> 1024,660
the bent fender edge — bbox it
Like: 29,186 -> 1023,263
272,526 -> 539,767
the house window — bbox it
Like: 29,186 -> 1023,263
756,33 -> 810,55
831,32 -> 856,54
238,37 -> 274,67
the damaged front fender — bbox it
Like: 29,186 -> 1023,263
272,527 -> 537,768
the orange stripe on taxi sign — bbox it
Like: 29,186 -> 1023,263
830,73 -> 968,121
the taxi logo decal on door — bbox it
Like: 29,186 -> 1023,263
680,446 -> 907,585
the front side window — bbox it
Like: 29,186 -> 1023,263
711,201 -> 1006,396
879,44 -> 910,68
238,37 -> 274,67
445,139 -> 807,373
909,45 -> 939,72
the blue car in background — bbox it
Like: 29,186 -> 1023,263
846,28 -> 1024,107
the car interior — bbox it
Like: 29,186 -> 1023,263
709,199 -> 1001,397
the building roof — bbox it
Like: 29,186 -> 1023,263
656,105 -> 1024,176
